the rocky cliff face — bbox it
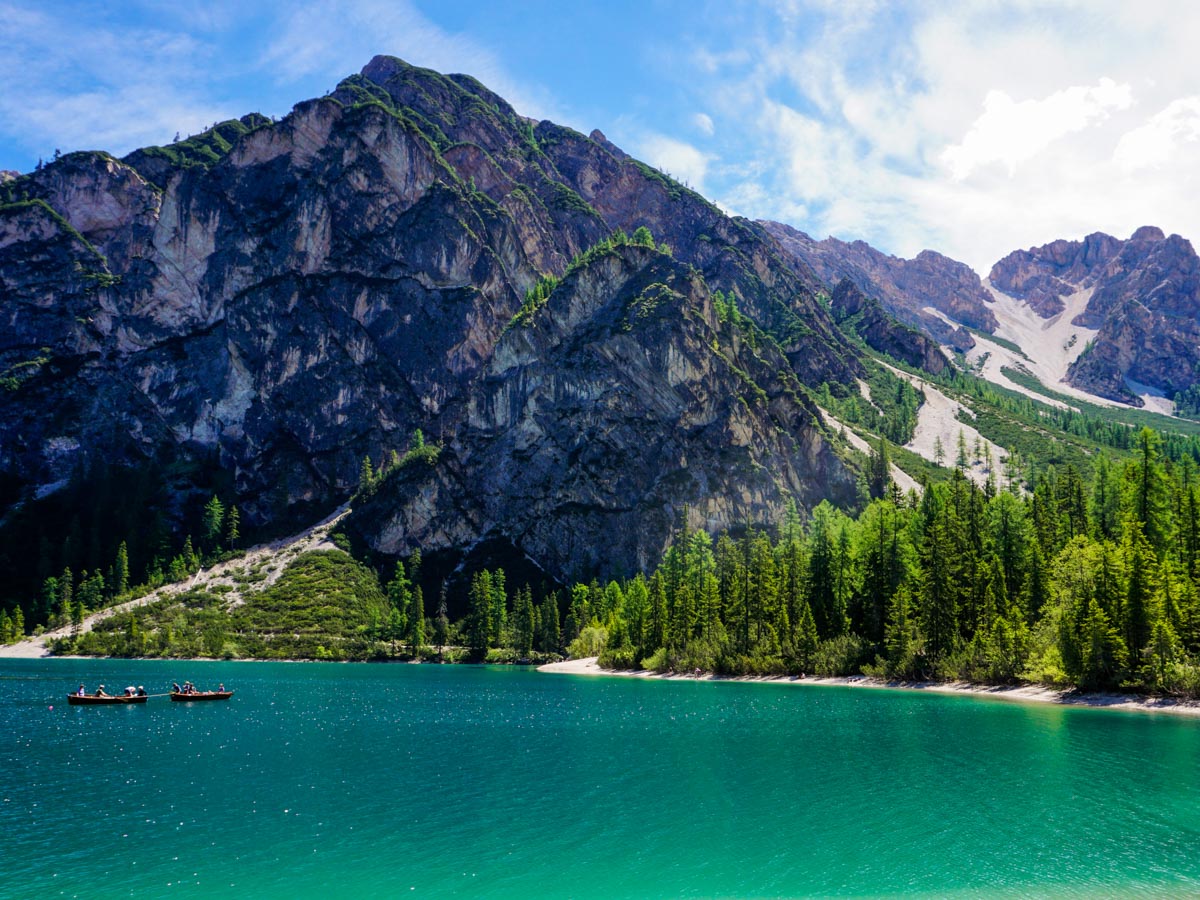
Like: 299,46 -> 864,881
990,227 -> 1200,404
762,221 -> 997,352
0,56 -> 863,591
349,244 -> 855,578
828,279 -> 949,375
989,231 -> 1121,317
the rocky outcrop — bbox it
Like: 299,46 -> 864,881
829,279 -> 949,375
349,244 -> 855,579
0,56 -> 864,596
988,227 -> 1200,404
1066,228 -> 1200,402
989,232 -> 1121,317
761,220 -> 996,352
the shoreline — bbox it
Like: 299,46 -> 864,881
538,657 -> 1200,718
10,648 -> 1200,717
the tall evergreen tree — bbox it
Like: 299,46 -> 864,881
202,495 -> 225,551
114,541 -> 130,596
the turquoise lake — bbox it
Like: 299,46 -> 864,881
4,659 -> 1200,898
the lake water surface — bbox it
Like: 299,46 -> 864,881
3,658 -> 1200,898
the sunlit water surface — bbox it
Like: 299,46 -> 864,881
3,659 -> 1200,898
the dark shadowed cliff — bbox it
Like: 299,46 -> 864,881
0,56 -> 863,593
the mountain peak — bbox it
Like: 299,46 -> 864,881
1130,225 -> 1166,242
361,54 -> 415,84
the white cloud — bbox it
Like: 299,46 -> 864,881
941,79 -> 1132,180
636,133 -> 711,193
0,0 -> 564,169
683,1 -> 1200,272
259,0 -> 560,122
0,5 -> 230,160
693,112 -> 715,136
1114,96 -> 1200,171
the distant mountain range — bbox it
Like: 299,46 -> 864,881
766,220 -> 1200,409
2,54 -> 1197,602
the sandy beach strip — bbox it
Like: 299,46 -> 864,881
538,657 -> 1200,718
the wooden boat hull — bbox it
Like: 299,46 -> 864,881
170,691 -> 233,702
67,694 -> 147,705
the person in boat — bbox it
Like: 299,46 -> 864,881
137,686 -> 147,697
94,684 -> 109,697
77,684 -> 86,697
172,682 -> 181,693
218,683 -> 225,693
124,686 -> 135,697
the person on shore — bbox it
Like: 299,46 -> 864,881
95,685 -> 109,697
76,684 -> 86,697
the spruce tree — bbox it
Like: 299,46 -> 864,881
409,585 -> 425,656
114,541 -> 130,596
226,506 -> 240,550
433,586 -> 450,654
202,495 -> 225,551
538,592 -> 561,653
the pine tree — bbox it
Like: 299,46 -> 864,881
408,585 -> 425,655
466,571 -> 494,655
514,586 -> 535,655
226,506 -> 241,550
114,541 -> 130,596
1123,524 -> 1158,658
537,592 -> 561,652
59,567 -> 74,622
1127,428 -> 1172,554
1091,454 -> 1122,541
433,586 -> 450,654
182,535 -> 198,572
385,561 -> 410,654
358,455 -> 375,492
794,599 -> 819,672
202,495 -> 225,551
868,435 -> 891,500
490,568 -> 507,647
885,584 -> 919,677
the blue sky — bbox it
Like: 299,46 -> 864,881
2,0 -> 1198,271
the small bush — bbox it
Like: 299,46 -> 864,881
567,625 -> 608,659
811,633 -> 870,677
641,647 -> 670,673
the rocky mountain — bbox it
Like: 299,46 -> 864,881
762,220 -> 997,352
768,215 -> 1200,410
827,279 -> 949,376
0,56 -> 863,601
992,227 -> 1200,404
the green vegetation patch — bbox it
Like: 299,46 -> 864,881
63,550 -> 391,660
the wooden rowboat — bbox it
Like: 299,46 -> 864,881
170,691 -> 233,702
67,694 -> 148,705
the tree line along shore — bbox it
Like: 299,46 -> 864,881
7,427 -> 1200,704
